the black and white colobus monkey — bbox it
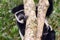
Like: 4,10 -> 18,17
11,0 -> 55,40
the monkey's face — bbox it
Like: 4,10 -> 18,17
14,10 -> 26,24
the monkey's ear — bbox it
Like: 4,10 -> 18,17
11,4 -> 24,14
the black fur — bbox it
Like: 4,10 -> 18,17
46,0 -> 53,17
17,21 -> 26,36
41,24 -> 55,40
12,5 -> 24,13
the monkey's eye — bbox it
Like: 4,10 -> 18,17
18,14 -> 25,20
16,16 -> 24,24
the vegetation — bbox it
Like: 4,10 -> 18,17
0,0 -> 60,40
